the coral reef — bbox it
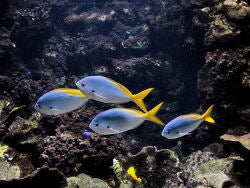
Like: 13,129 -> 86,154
121,146 -> 182,187
0,0 -> 249,187
192,156 -> 244,188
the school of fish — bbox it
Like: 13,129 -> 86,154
35,75 -> 215,183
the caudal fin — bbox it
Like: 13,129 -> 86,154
202,105 -> 215,123
132,88 -> 153,112
145,102 -> 164,125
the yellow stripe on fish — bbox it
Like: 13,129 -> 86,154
35,88 -> 89,115
52,88 -> 87,98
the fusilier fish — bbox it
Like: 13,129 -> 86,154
76,76 -> 153,112
35,88 -> 88,115
161,105 -> 215,139
90,102 -> 164,135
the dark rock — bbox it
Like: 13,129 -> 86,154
0,166 -> 67,188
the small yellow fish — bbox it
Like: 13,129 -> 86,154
127,167 -> 142,183
0,144 -> 9,159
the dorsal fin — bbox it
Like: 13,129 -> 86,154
105,77 -> 133,97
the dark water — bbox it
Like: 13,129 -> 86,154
0,0 -> 249,188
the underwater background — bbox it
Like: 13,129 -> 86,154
0,0 -> 249,187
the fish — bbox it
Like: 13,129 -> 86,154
127,167 -> 142,183
90,102 -> 164,135
35,88 -> 88,115
126,31 -> 131,35
0,144 -> 8,159
111,158 -> 124,183
82,131 -> 92,137
161,105 -> 215,139
76,76 -> 153,112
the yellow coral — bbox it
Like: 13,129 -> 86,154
0,144 -> 9,159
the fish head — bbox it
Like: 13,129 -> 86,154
161,128 -> 181,139
89,116 -> 120,135
34,97 -> 59,115
76,77 -> 96,99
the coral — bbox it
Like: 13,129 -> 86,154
198,47 -> 250,129
122,146 -> 182,187
220,133 -> 250,150
0,100 -> 5,119
40,117 -> 128,176
192,156 -> 243,188
66,173 -> 110,188
223,0 -> 250,20
0,161 -> 20,180
204,0 -> 250,46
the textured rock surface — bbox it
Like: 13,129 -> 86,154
0,160 -> 21,180
0,166 -> 66,188
221,133 -> 250,150
120,146 -> 182,188
0,0 -> 249,187
192,156 -> 243,188
66,173 -> 110,188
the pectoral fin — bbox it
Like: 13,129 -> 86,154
94,92 -> 109,100
109,127 -> 120,133
177,132 -> 191,136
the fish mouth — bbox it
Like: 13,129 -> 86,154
75,81 -> 81,89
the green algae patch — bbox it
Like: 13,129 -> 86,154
66,173 -> 110,188
0,160 -> 21,180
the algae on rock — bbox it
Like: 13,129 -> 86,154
66,173 -> 110,188
193,156 -> 243,188
0,161 -> 21,180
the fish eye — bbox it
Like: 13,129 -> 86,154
95,123 -> 99,127
81,83 -> 85,87
107,126 -> 110,128
92,90 -> 95,92
176,131 -> 179,134
49,107 -> 53,109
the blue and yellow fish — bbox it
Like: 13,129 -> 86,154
161,105 -> 215,139
35,88 -> 88,115
76,76 -> 153,112
90,102 -> 164,135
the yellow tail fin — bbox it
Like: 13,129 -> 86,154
145,102 -> 164,125
202,105 -> 215,123
132,88 -> 153,112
